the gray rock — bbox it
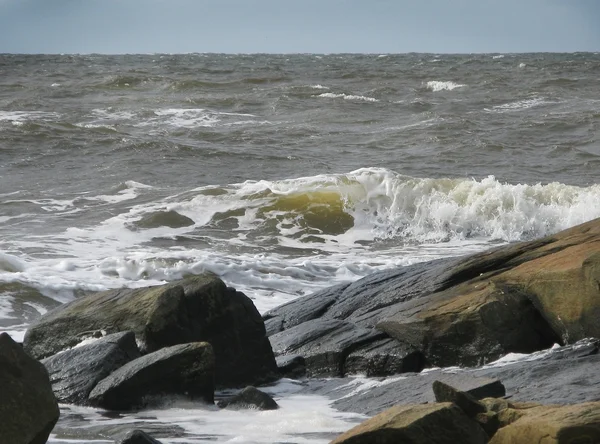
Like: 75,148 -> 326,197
88,342 -> 214,410
24,273 -> 278,388
0,332 -> 59,444
269,319 -> 385,377
42,331 -> 140,405
118,429 -> 163,444
432,380 -> 486,417
276,354 -> 306,378
344,338 -> 426,376
217,386 -> 279,410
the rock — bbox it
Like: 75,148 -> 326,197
276,354 -> 306,378
269,319 -> 385,377
330,402 -> 488,444
265,218 -> 600,371
42,331 -> 141,405
328,373 -> 505,416
344,338 -> 426,376
432,380 -> 486,417
217,386 -> 279,410
118,429 -> 163,443
24,273 -> 278,387
0,332 -> 59,444
88,342 -> 214,410
131,210 -> 194,229
489,402 -> 600,444
474,411 -> 500,438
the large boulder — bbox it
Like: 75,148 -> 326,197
265,217 -> 600,371
488,402 -> 600,444
0,332 -> 59,444
42,331 -> 141,405
88,342 -> 215,410
330,402 -> 488,444
24,273 -> 278,387
117,430 -> 163,444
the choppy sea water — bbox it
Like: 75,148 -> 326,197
1,52 -> 599,443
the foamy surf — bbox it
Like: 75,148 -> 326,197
426,81 -> 465,91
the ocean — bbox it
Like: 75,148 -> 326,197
1,52 -> 599,443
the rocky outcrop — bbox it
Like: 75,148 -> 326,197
0,332 -> 59,444
265,217 -> 600,374
24,273 -> 278,387
330,402 -> 489,444
88,342 -> 214,410
43,331 -> 140,405
330,381 -> 600,444
217,386 -> 279,410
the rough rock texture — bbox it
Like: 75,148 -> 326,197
269,319 -> 386,376
118,430 -> 163,444
88,342 -> 215,410
265,217 -> 600,373
0,332 -> 60,444
217,386 -> 279,411
276,354 -> 306,378
330,402 -> 488,444
24,273 -> 278,387
42,331 -> 140,405
323,373 -> 505,416
305,339 -> 596,417
488,402 -> 600,444
432,380 -> 486,417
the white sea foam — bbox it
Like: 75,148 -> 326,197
0,111 -> 60,122
317,93 -> 379,102
2,168 -> 600,333
519,63 -> 527,68
309,84 -> 329,89
49,380 -> 365,443
487,97 -> 550,113
426,81 -> 465,92
492,55 -> 505,59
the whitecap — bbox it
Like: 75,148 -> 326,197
426,81 -> 465,92
317,93 -> 379,102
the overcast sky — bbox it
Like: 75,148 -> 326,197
0,0 -> 599,54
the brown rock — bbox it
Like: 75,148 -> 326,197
489,402 -> 600,444
432,380 -> 486,417
330,402 -> 488,444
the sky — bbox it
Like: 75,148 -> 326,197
0,0 -> 599,54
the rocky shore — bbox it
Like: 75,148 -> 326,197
3,217 -> 600,443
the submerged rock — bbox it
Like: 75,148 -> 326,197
118,430 -> 163,444
330,402 -> 488,444
265,217 -> 600,374
43,331 -> 140,405
131,210 -> 194,229
24,273 -> 278,388
0,332 -> 59,444
217,386 -> 279,411
88,342 -> 214,410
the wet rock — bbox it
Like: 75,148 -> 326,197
0,332 -> 59,444
118,429 -> 163,444
344,338 -> 426,376
269,319 -> 385,377
88,342 -> 214,410
276,354 -> 306,378
131,210 -> 194,229
265,218 -> 600,372
217,386 -> 279,411
330,402 -> 488,444
327,373 -> 505,416
489,402 -> 600,444
42,331 -> 140,405
24,273 -> 278,387
432,380 -> 486,417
